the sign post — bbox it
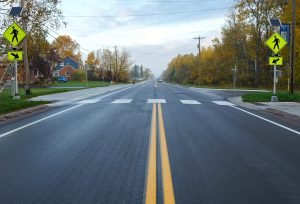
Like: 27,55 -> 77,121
13,59 -> 20,100
265,32 -> 287,102
2,21 -> 27,100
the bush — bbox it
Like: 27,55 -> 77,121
242,92 -> 300,102
72,70 -> 86,81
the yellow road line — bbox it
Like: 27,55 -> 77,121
145,103 -> 157,204
158,103 -> 176,204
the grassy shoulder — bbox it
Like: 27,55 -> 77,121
242,92 -> 300,103
50,80 -> 110,88
0,87 -> 79,115
172,82 -> 268,91
168,81 -> 300,103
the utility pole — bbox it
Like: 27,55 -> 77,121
290,0 -> 296,94
21,0 -> 30,95
232,60 -> 238,89
193,36 -> 205,85
114,46 -> 118,83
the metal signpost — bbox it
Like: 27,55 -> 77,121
2,21 -> 27,100
265,28 -> 287,102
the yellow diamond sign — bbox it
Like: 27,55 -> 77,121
3,22 -> 27,47
8,51 -> 23,61
265,32 -> 287,54
269,57 -> 283,66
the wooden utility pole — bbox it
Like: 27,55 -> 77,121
193,36 -> 205,85
21,0 -> 30,95
114,46 -> 118,82
290,0 -> 296,94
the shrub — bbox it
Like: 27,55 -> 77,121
72,70 -> 86,81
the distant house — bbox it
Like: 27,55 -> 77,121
52,57 -> 79,79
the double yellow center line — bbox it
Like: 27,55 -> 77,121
145,103 -> 175,204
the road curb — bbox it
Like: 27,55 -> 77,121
227,96 -> 261,110
0,104 -> 49,122
228,96 -> 300,126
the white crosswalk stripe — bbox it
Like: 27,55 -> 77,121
111,99 -> 133,104
77,99 -> 100,104
75,99 -> 237,106
147,99 -> 167,104
212,101 -> 235,106
180,100 -> 201,105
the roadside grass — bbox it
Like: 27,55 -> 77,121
173,82 -> 269,91
168,81 -> 300,103
242,92 -> 300,102
50,80 -> 110,88
0,87 -> 79,115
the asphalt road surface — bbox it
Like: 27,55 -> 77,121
1,81 -> 300,204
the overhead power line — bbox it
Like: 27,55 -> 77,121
45,25 -> 93,54
63,7 -> 232,18
114,0 -> 215,2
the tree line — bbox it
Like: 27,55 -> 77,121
84,49 -> 153,83
163,0 -> 299,90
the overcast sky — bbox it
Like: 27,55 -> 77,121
55,0 -> 234,77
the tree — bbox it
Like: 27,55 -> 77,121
133,65 -> 140,79
235,0 -> 286,86
140,65 -> 144,79
144,68 -> 154,80
99,49 -> 113,80
1,0 -> 65,39
51,35 -> 81,62
27,35 -> 60,83
117,48 -> 132,82
164,0 -> 295,89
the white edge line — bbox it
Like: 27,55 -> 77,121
0,85 -> 138,138
0,104 -> 83,138
232,106 -> 300,135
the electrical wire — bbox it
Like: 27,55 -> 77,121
63,7 -> 232,18
45,25 -> 93,55
114,0 -> 218,2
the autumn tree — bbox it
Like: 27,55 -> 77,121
99,49 -> 114,80
164,0 -> 298,89
51,35 -> 82,62
117,48 -> 132,82
1,0 -> 64,85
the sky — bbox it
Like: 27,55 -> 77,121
54,0 -> 234,77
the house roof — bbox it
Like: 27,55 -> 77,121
54,57 -> 79,71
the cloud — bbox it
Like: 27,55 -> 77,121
53,0 -> 233,76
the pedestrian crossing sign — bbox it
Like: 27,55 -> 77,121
8,51 -> 23,61
265,32 -> 287,54
2,22 -> 26,47
269,57 -> 283,66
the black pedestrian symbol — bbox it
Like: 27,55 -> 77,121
272,58 -> 280,64
11,26 -> 19,43
11,53 -> 19,59
273,35 -> 280,50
